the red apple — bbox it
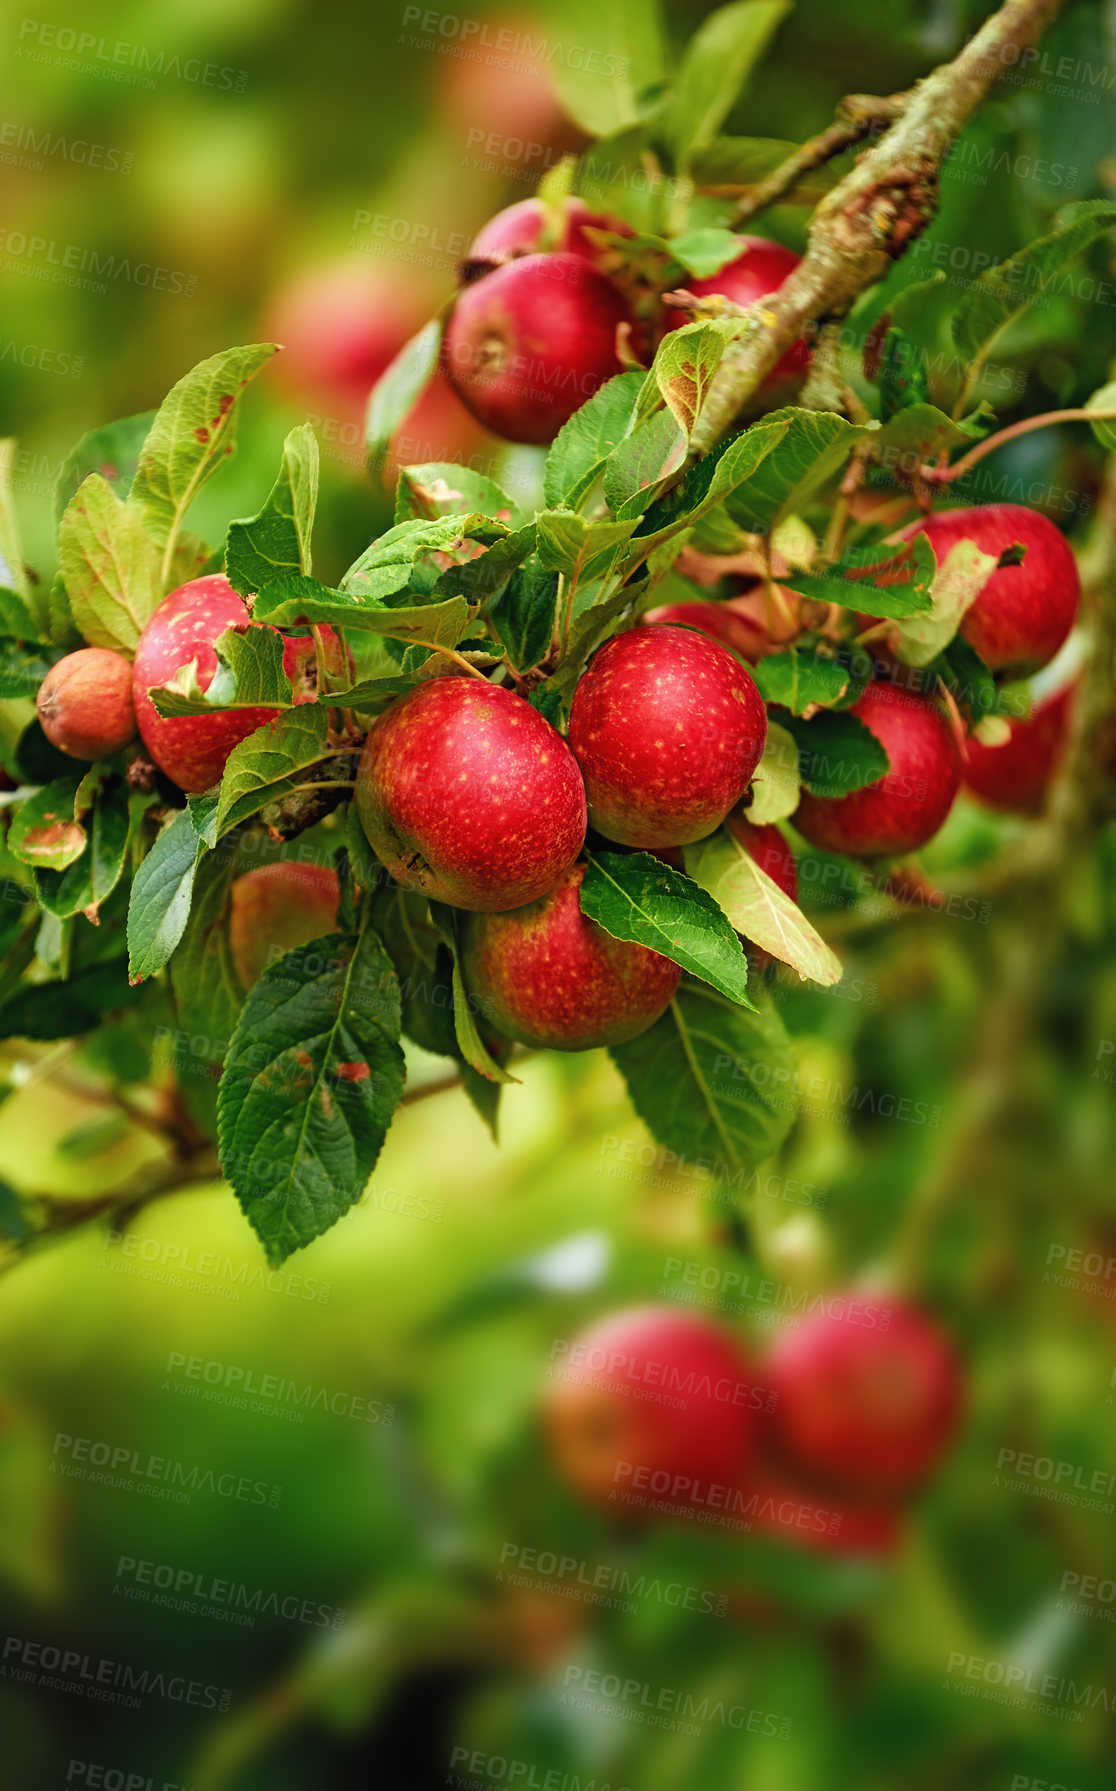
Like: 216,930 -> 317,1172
132,575 -> 329,794
738,1456 -> 903,1557
904,504 -> 1080,675
568,624 -> 768,848
263,261 -> 426,425
468,196 -> 632,266
640,599 -> 773,662
663,235 -> 809,385
230,862 -> 340,987
962,681 -> 1076,815
442,253 -> 632,444
763,1299 -> 962,1500
543,1306 -> 757,1515
355,676 -> 586,912
36,648 -> 136,760
462,861 -> 680,1049
793,680 -> 962,858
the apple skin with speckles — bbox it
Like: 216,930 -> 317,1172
37,647 -> 137,760
793,681 -> 962,859
132,574 -> 336,794
468,196 -> 632,266
662,235 -> 809,387
568,625 -> 768,849
763,1300 -> 962,1500
229,862 -> 340,988
962,680 -> 1076,815
442,252 -> 632,444
355,676 -> 586,912
903,503 -> 1080,675
542,1306 -> 757,1515
463,861 -> 680,1050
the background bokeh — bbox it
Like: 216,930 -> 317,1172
2,1 -> 1116,1787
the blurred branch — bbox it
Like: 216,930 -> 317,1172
693,0 -> 1070,452
728,93 -> 907,226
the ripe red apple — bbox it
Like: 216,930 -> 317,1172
543,1306 -> 757,1515
737,1456 -> 903,1558
962,680 -> 1076,815
663,235 -> 809,385
36,648 -> 136,760
568,624 -> 768,848
355,676 -> 586,911
132,575 -> 331,794
462,861 -> 681,1049
229,862 -> 340,987
764,1300 -> 961,1501
904,504 -> 1080,675
640,599 -> 773,662
264,260 -> 426,424
468,196 -> 632,266
442,253 -> 632,444
793,680 -> 962,858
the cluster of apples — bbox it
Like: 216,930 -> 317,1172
440,194 -> 806,445
544,1300 -> 961,1557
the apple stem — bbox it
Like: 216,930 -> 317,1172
921,406 -> 1116,488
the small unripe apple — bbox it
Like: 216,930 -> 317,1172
463,861 -> 681,1050
764,1299 -> 962,1500
442,253 -> 632,444
468,197 -> 632,266
229,862 -> 340,988
568,625 -> 768,848
356,676 -> 586,912
963,681 -> 1076,815
904,504 -> 1080,675
132,574 -> 330,794
663,236 -> 809,387
793,681 -> 962,858
36,648 -> 136,760
543,1306 -> 757,1514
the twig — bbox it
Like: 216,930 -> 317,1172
691,0 -> 1070,454
922,406 -> 1116,486
729,93 -> 907,227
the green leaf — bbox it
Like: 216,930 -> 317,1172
610,983 -> 795,1172
536,512 -> 639,587
54,409 -> 156,521
691,135 -> 837,207
126,808 -> 202,980
0,586 -> 45,642
751,648 -> 851,714
34,776 -> 136,920
130,342 -> 277,584
343,516 -> 506,602
789,535 -> 936,621
366,319 -> 443,474
665,0 -> 792,170
951,200 -> 1116,365
224,423 -> 319,597
872,401 -> 975,459
56,474 -> 161,652
540,0 -> 664,137
581,851 -> 753,1006
543,372 -> 645,511
429,902 -> 519,1086
8,778 -> 86,871
668,228 -> 753,279
253,574 -> 472,653
604,410 -> 688,518
891,537 -> 999,667
782,710 -> 889,798
211,705 -> 331,843
0,441 -> 32,608
0,639 -> 57,698
1085,381 -> 1116,452
748,718 -> 800,823
170,840 -> 244,1138
432,526 -> 537,607
148,624 -> 294,718
217,921 -> 406,1265
685,828 -> 842,985
487,557 -> 561,673
396,462 -> 522,527
721,408 -> 869,533
652,321 -> 742,443
0,958 -> 142,1041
